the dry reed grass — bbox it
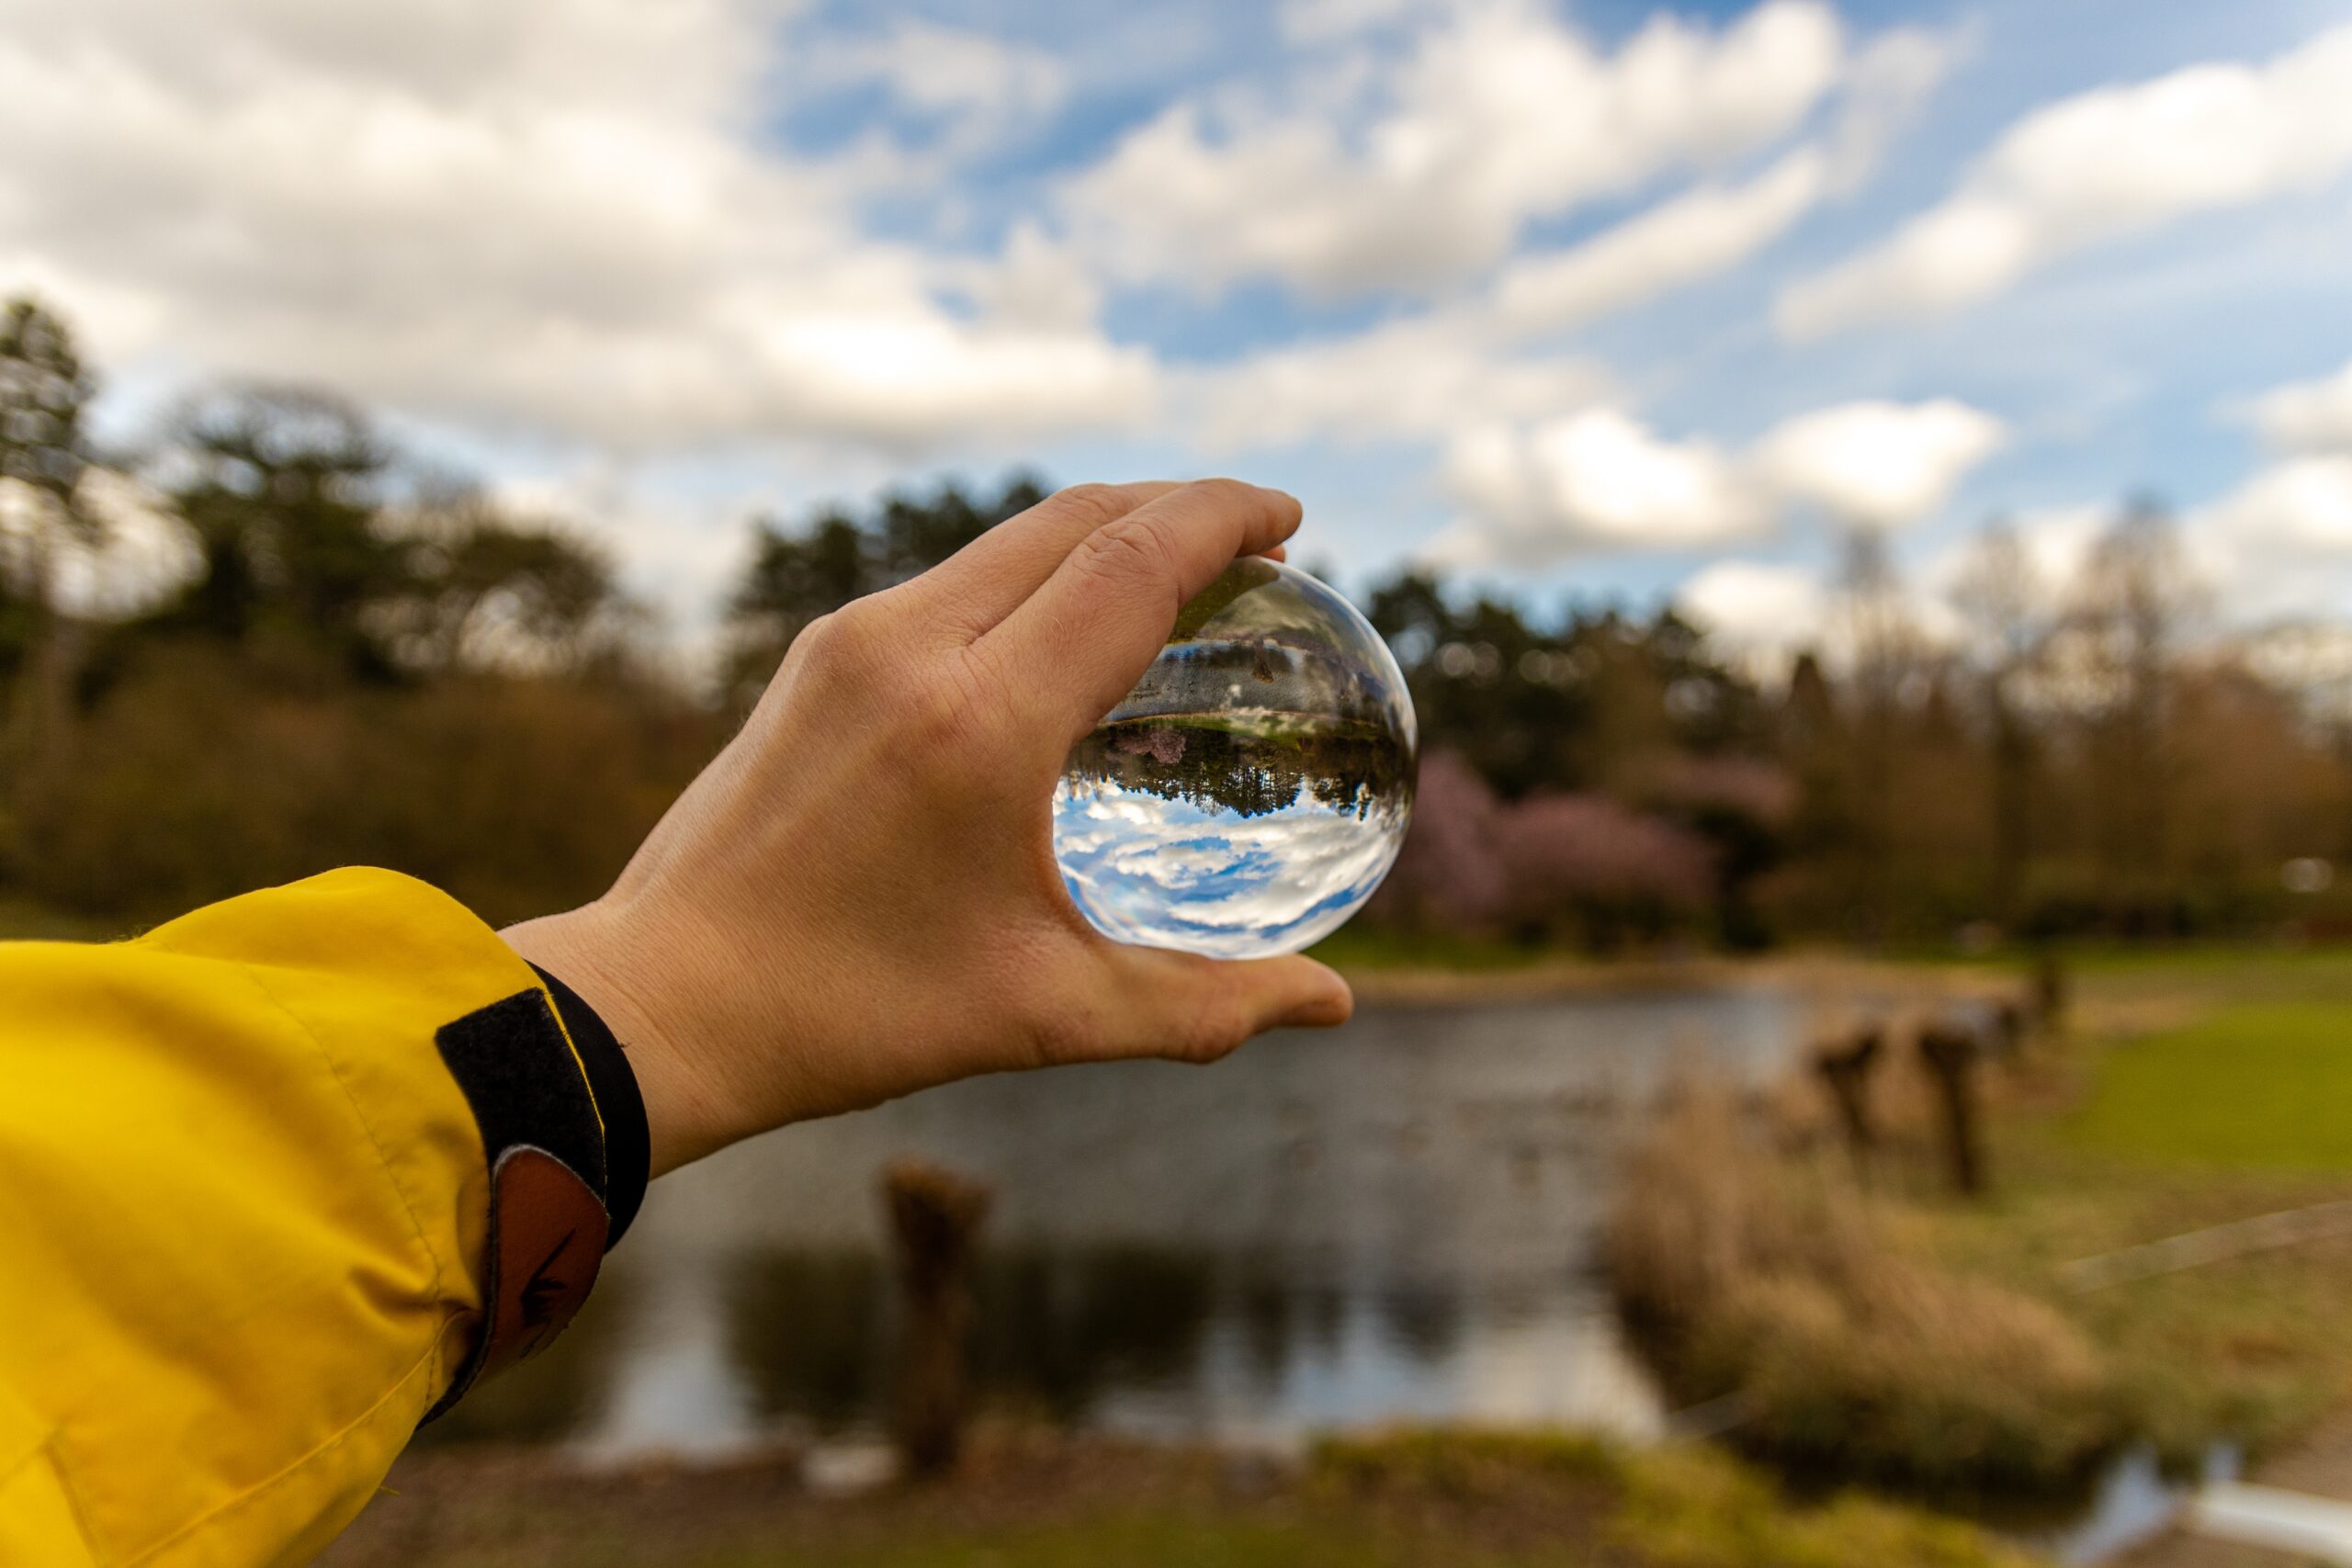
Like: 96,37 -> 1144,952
1607,1088 -> 2120,1494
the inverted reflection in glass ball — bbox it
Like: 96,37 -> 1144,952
1052,558 -> 1419,959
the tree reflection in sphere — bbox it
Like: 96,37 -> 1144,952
1052,558 -> 1419,959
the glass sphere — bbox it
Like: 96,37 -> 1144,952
1052,558 -> 1419,958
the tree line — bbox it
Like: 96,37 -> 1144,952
5,294 -> 2347,947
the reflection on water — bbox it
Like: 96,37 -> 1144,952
2017,1442 -> 2241,1565
720,1246 -> 1226,1431
423,987 -> 1808,1459
704,1247 -> 1658,1447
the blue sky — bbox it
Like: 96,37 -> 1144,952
6,0 -> 2351,655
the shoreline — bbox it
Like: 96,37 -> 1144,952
1335,948 -> 2023,1009
320,1423 -> 2045,1568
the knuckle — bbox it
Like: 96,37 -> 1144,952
1073,513 -> 1179,593
788,602 -> 905,699
828,594 -> 892,647
780,614 -> 846,685
908,656 -> 998,761
790,606 -> 859,664
1050,481 -> 1131,529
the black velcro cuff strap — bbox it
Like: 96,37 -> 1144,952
527,963 -> 650,1250
422,978 -> 639,1424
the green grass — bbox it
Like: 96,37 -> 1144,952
1316,1434 -> 2039,1568
1914,1137 -> 2352,1466
1903,953 -> 2352,1465
2068,943 -> 2352,991
1597,942 -> 2352,1490
2068,1001 -> 2352,1170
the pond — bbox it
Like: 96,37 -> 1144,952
429,983 -> 1825,1459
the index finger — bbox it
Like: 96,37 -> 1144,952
910,481 -> 1185,637
982,478 -> 1303,738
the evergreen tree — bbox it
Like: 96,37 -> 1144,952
0,297 -> 104,817
722,474 -> 1046,706
150,386 -> 410,678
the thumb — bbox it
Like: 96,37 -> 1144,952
1095,945 -> 1354,1064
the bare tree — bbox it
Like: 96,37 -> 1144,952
2055,500 -> 2204,912
1838,529 -> 1912,943
1950,519 -> 2052,925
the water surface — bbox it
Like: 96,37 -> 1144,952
432,986 -> 1811,1458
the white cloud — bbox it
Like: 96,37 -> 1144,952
1436,410 -> 1767,565
1779,21 -> 2352,338
812,20 -> 1066,121
1677,559 -> 1829,649
2200,456 -> 2352,553
1939,502 -> 2108,600
1051,785 -> 1406,955
2012,503 -> 2116,591
1823,24 -> 1971,188
1181,141 -> 1867,453
1433,398 -> 2004,565
2182,457 -> 2352,623
1913,483 -> 2352,645
486,461 -> 767,633
1750,399 -> 2006,527
1279,0 -> 1442,45
2214,371 -> 2352,627
1487,150 -> 1828,335
1170,19 -> 1960,455
0,0 -> 1150,454
1065,0 -> 1847,299
797,19 -> 1068,162
1680,548 -> 1991,671
1471,19 -> 1959,333
956,221 -> 1107,336
1166,149 -> 1812,454
2253,356 -> 2352,455
1181,318 -> 1615,450
0,0 -> 1969,539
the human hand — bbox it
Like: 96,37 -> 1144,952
503,479 -> 1354,1176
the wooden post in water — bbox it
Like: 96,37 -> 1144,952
1811,1024 -> 1883,1171
1917,1023 -> 1988,1198
883,1158 -> 993,1478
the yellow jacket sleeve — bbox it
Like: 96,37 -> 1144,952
0,867 -> 626,1568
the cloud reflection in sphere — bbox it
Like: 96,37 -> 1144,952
1052,558 -> 1418,959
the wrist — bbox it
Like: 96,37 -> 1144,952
501,900 -> 734,1179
